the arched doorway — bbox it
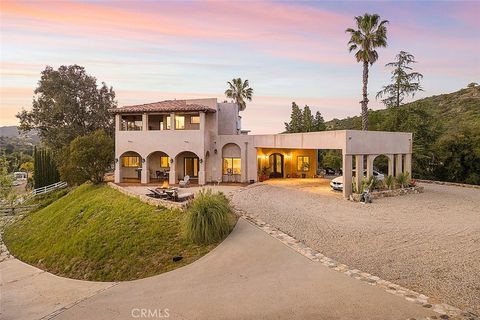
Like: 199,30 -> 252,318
269,153 -> 284,178
119,151 -> 142,183
147,151 -> 170,183
175,151 -> 200,182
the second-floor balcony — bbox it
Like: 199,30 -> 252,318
119,112 -> 202,132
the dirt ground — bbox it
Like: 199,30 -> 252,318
231,181 -> 480,315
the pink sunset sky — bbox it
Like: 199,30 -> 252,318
0,1 -> 479,133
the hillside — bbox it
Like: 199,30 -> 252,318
4,184 -> 236,281
326,86 -> 480,133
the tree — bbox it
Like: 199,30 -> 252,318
346,13 -> 389,130
33,147 -> 60,188
302,105 -> 314,132
376,51 -> 423,109
285,102 -> 303,133
224,78 -> 253,111
321,150 -> 342,172
467,82 -> 478,88
313,111 -> 326,131
60,130 -> 114,185
17,65 -> 117,151
0,153 -> 14,202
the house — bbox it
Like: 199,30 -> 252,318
112,98 -> 413,198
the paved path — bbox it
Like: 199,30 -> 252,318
1,219 -> 435,320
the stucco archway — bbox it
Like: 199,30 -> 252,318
119,151 -> 142,183
173,151 -> 201,184
146,151 -> 171,183
221,143 -> 241,182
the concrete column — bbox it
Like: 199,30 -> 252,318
198,158 -> 206,185
395,154 -> 403,177
354,155 -> 364,193
142,113 -> 148,131
115,114 -> 120,131
244,142 -> 249,183
366,154 -> 376,180
342,154 -> 353,198
404,153 -> 412,177
169,159 -> 176,185
170,112 -> 175,130
199,112 -> 206,132
387,154 -> 394,177
141,157 -> 148,184
114,158 -> 121,183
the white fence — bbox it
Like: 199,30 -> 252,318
31,181 -> 68,196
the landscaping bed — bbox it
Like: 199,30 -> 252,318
4,183 -> 236,281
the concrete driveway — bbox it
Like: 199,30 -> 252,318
1,218 -> 435,320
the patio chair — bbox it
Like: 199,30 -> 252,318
177,192 -> 194,202
179,175 -> 190,188
147,188 -> 165,199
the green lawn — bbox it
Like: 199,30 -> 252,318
4,183 -> 236,281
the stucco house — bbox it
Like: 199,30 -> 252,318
112,98 -> 413,198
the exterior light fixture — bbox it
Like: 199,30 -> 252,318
170,158 -> 174,164
142,158 -> 145,163
199,158 -> 203,164
115,158 -> 118,163
214,148 -> 218,154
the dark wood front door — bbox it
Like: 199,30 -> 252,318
269,153 -> 284,178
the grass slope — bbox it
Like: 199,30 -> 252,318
326,86 -> 480,133
4,184 -> 235,281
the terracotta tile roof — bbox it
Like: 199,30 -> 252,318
110,100 -> 216,113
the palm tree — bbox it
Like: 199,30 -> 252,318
346,13 -> 389,130
224,78 -> 253,111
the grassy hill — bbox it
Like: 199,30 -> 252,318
326,86 -> 480,133
4,184 -> 236,281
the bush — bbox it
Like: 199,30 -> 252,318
396,172 -> 411,188
384,175 -> 396,190
60,130 -> 114,185
183,189 -> 233,244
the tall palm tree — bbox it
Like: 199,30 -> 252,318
224,78 -> 253,111
346,13 -> 389,130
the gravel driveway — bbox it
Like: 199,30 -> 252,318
232,182 -> 480,315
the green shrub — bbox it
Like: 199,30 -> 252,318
384,175 -> 396,190
183,189 -> 232,244
396,172 -> 411,188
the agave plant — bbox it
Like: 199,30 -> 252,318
396,172 -> 411,189
384,175 -> 395,190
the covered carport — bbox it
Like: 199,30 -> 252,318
252,130 -> 412,198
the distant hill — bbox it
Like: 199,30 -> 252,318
0,126 -> 39,143
326,86 -> 480,134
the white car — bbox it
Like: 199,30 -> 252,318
330,170 -> 385,191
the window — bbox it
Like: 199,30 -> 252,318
175,115 -> 185,129
122,156 -> 140,167
223,158 -> 241,175
160,156 -> 170,168
297,156 -> 310,172
190,115 -> 200,124
121,115 -> 142,131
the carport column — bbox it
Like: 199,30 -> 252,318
404,153 -> 412,177
354,155 -> 364,193
241,143 -> 248,182
395,154 -> 403,177
366,154 -> 376,180
387,154 -> 394,177
141,156 -> 149,184
169,159 -> 176,185
342,154 -> 353,198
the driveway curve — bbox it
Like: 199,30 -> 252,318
232,182 -> 480,315
1,219 -> 435,320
